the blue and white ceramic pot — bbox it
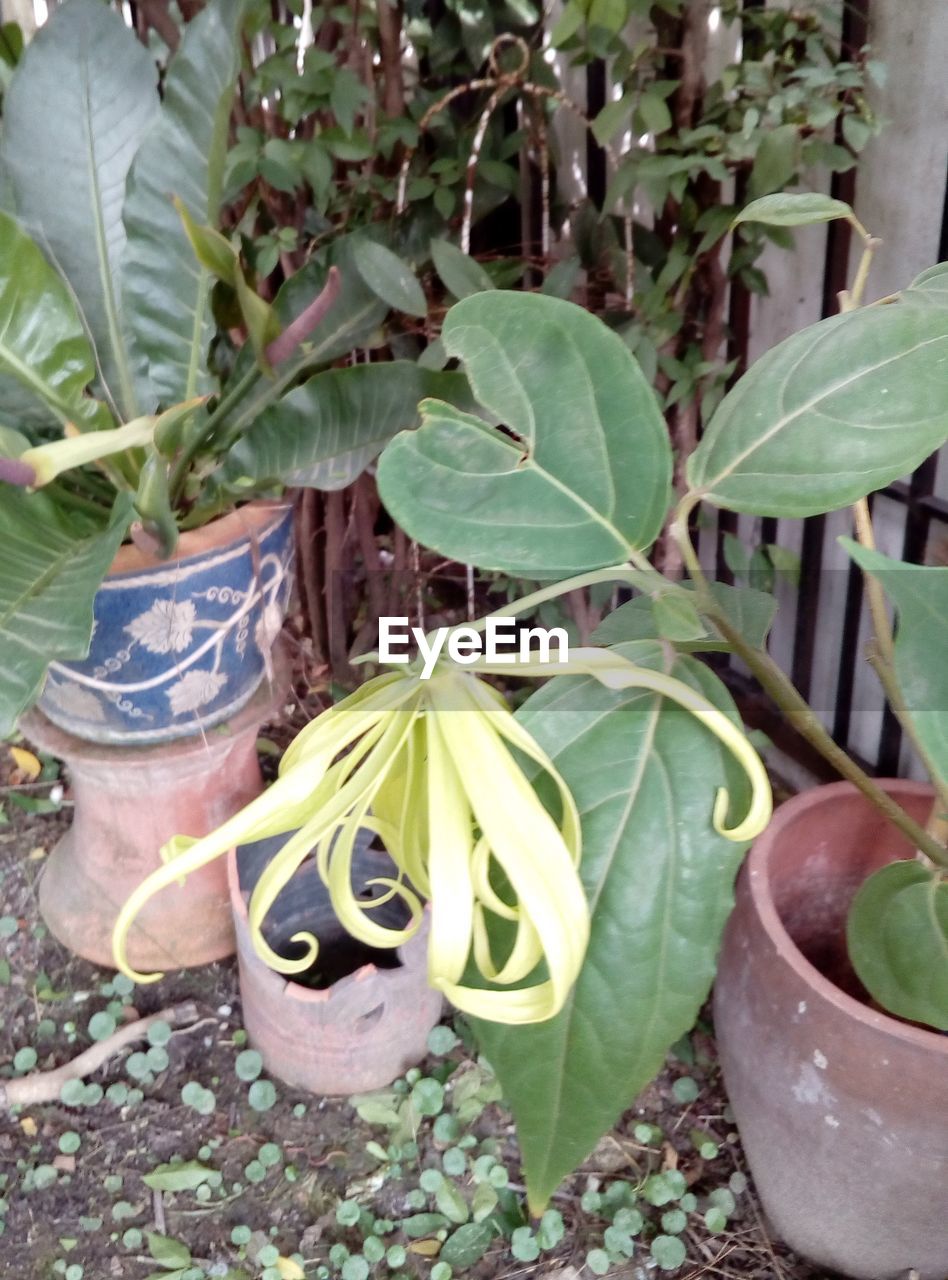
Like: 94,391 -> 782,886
37,501 -> 295,745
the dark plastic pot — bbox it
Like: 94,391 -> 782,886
713,780 -> 948,1280
229,832 -> 443,1094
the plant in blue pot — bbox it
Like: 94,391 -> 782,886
0,0 -> 467,746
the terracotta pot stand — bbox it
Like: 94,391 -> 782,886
229,837 -> 443,1094
713,780 -> 948,1280
24,645 -> 291,974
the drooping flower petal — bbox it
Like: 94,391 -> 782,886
427,671 -> 590,1023
464,645 -> 772,844
424,712 -> 478,986
112,672 -> 421,982
115,636 -> 765,1034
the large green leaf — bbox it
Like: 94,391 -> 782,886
687,304 -> 948,517
0,493 -> 131,734
841,540 -> 948,784
847,861 -> 948,1031
223,363 -> 473,491
1,0 -> 158,419
0,211 -> 112,433
472,642 -> 751,1210
377,293 -> 672,575
123,0 -> 245,406
903,261 -> 948,310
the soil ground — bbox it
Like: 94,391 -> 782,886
0,747 -> 826,1280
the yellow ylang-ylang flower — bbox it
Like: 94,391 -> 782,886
112,646 -> 771,1025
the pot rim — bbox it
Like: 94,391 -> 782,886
110,499 -> 293,576
745,777 -> 948,1055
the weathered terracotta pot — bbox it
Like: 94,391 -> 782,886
37,501 -> 294,744
229,835 -> 443,1094
713,780 -> 948,1280
26,643 -> 291,972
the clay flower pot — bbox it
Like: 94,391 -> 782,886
26,644 -> 291,972
713,780 -> 948,1280
37,501 -> 294,744
228,834 -> 443,1094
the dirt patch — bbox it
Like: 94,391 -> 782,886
0,765 -> 826,1280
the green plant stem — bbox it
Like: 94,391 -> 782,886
168,340 -> 332,507
671,495 -> 948,869
840,234 -> 881,311
713,614 -> 947,867
449,557 -> 670,642
852,499 -> 895,662
168,363 -> 261,503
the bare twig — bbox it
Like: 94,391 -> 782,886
153,1187 -> 167,1235
1,1002 -> 201,1108
375,0 -> 406,119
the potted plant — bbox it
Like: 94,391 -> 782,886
0,0 -> 464,743
115,194 -> 946,1278
0,0 -> 466,966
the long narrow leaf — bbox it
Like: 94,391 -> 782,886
1,0 -> 158,418
223,364 -> 473,491
0,493 -> 132,734
123,0 -> 246,406
0,211 -> 112,433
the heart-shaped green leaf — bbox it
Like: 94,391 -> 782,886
472,642 -> 751,1210
688,303 -> 948,517
377,292 -> 672,575
841,540 -> 948,784
847,860 -> 948,1031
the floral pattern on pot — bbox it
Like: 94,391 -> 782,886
37,503 -> 295,745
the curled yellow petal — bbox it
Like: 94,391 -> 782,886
112,673 -> 421,983
465,646 -> 772,844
